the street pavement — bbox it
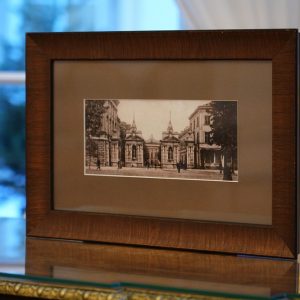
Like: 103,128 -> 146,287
86,166 -> 238,181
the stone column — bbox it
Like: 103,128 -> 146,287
137,144 -> 140,165
105,141 -> 110,166
186,146 -> 190,166
139,144 -> 144,167
161,145 -> 165,167
128,144 -> 132,164
187,144 -> 194,168
111,140 -> 119,167
125,143 -> 129,166
174,145 -> 178,163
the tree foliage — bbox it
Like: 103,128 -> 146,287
85,100 -> 106,137
210,101 -> 237,180
119,121 -> 131,163
210,101 -> 237,150
85,100 -> 107,167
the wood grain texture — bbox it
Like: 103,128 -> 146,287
26,30 -> 298,258
25,238 -> 297,296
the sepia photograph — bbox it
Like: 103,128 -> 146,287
84,99 -> 238,182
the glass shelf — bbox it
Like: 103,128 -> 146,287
0,217 -> 299,299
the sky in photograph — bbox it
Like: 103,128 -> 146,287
117,99 -> 211,140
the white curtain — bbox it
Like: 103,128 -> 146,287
176,0 -> 300,29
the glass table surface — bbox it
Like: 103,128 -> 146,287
0,217 -> 299,299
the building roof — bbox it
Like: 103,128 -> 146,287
167,119 -> 173,133
145,134 -> 160,144
179,126 -> 190,137
189,102 -> 211,120
160,114 -> 180,142
179,126 -> 194,142
111,130 -> 120,140
199,143 -> 221,150
131,118 -> 137,132
125,115 -> 144,141
161,135 -> 180,142
125,134 -> 144,141
102,99 -> 120,110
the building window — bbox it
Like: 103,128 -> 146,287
196,116 -> 199,127
168,146 -> 173,161
205,132 -> 211,144
193,120 -> 195,130
205,115 -> 210,125
197,132 -> 199,143
132,145 -> 137,160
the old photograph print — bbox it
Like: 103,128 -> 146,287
84,99 -> 238,182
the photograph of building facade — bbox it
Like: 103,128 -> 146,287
87,100 -> 120,167
160,120 -> 180,169
145,135 -> 160,167
179,127 -> 195,169
189,104 -> 222,169
85,99 -> 238,181
124,118 -> 144,167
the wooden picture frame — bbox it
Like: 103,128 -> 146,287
26,30 -> 299,258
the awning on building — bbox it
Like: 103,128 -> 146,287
199,144 -> 221,150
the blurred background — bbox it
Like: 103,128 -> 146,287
0,0 -> 299,272
0,0 -> 182,220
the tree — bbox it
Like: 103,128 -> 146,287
209,101 -> 237,181
85,100 -> 107,136
85,100 -> 106,167
119,121 -> 131,164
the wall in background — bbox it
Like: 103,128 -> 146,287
177,0 -> 300,29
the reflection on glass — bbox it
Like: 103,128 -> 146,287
25,238 -> 298,298
0,85 -> 25,218
0,218 -> 25,274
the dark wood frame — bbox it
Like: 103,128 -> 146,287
26,30 -> 298,258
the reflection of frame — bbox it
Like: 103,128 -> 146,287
26,238 -> 297,296
26,30 -> 298,258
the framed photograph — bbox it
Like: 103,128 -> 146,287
26,30 -> 299,258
